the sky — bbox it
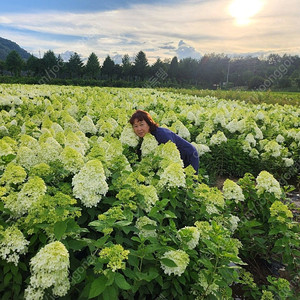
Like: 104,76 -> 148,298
1,0 -> 300,63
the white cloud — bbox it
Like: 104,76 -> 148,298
0,0 -> 299,62
176,40 -> 202,60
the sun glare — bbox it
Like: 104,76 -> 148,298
229,0 -> 264,25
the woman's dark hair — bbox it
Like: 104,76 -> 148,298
129,110 -> 159,132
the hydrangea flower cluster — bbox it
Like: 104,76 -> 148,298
136,184 -> 159,212
99,244 -> 130,272
191,142 -> 211,157
0,225 -> 29,265
79,115 -> 97,134
25,241 -> 70,300
61,146 -> 85,174
194,184 -> 225,215
155,141 -> 183,168
72,159 -> 108,207
140,133 -> 158,156
135,216 -> 157,238
222,179 -> 245,203
3,176 -> 47,216
256,171 -> 281,199
120,124 -> 139,147
158,162 -> 186,190
177,226 -> 200,249
160,250 -> 190,276
210,131 -> 227,145
0,162 -> 27,185
270,201 -> 293,223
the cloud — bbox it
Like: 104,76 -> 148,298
176,40 -> 202,60
0,0 -> 299,62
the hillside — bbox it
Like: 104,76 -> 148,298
0,37 -> 31,61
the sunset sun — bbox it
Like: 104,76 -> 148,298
229,0 -> 264,25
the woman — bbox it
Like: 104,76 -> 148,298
129,110 -> 199,174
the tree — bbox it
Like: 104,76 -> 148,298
122,54 -> 132,80
248,75 -> 265,90
168,56 -> 179,80
150,58 -> 164,76
67,53 -> 83,78
101,55 -> 115,79
133,51 -> 148,80
26,55 -> 42,76
85,52 -> 100,79
0,60 -> 5,75
5,50 -> 24,76
179,57 -> 200,85
42,50 -> 58,72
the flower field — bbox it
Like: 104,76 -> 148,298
0,84 -> 299,299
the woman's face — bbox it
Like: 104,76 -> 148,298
132,118 -> 150,138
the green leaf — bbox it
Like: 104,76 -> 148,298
160,198 -> 170,207
88,276 -> 107,299
54,221 -> 67,240
1,154 -> 16,164
128,254 -> 139,268
102,285 -> 118,300
161,258 -> 178,268
142,224 -> 157,230
68,239 -> 87,250
115,273 -> 131,290
164,210 -> 177,218
4,273 -> 12,286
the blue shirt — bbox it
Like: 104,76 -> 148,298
151,127 -> 199,174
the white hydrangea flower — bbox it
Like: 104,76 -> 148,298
187,111 -> 196,122
0,226 -> 29,266
254,126 -> 263,140
19,135 -> 40,151
135,216 -> 157,238
210,131 -> 227,146
226,119 -> 239,133
158,162 -> 186,190
38,137 -> 62,164
263,140 -> 282,157
177,226 -> 200,250
245,133 -> 256,147
62,112 -> 79,132
65,130 -> 88,156
223,179 -> 244,203
140,133 -> 158,156
72,159 -> 108,207
16,146 -> 40,170
256,171 -> 281,199
0,125 -> 8,136
60,146 -> 85,174
160,250 -> 189,276
276,134 -> 285,144
282,158 -> 294,167
229,215 -> 240,232
7,176 -> 47,216
249,148 -> 259,158
256,111 -> 265,120
136,185 -> 159,212
155,141 -> 183,168
120,124 -> 139,147
79,115 -> 97,135
213,113 -> 226,126
25,241 -> 70,300
176,122 -> 191,141
191,142 -> 211,156
0,139 -> 14,157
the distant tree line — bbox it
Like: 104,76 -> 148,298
1,49 -> 300,90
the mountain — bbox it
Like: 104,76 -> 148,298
0,37 -> 31,61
